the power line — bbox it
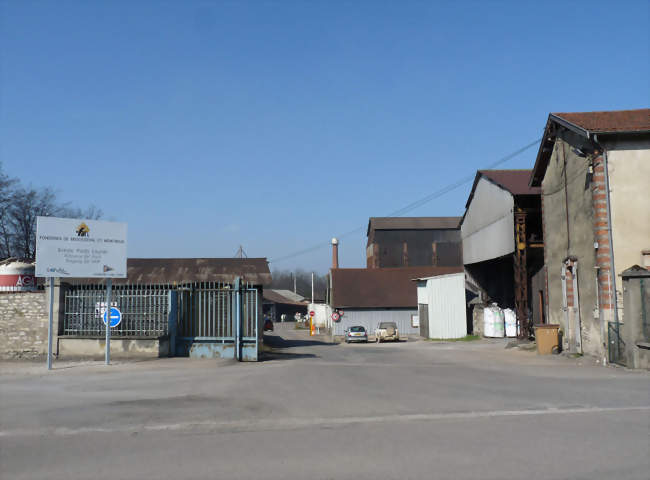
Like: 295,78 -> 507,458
269,138 -> 542,264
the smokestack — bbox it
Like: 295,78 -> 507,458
331,237 -> 339,269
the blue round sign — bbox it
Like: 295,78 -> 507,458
103,307 -> 122,328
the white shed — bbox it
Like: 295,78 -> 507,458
416,272 -> 467,339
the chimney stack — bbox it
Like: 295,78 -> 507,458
331,238 -> 339,269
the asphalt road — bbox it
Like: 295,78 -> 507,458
1,323 -> 649,480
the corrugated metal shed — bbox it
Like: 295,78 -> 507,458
69,258 -> 272,286
263,289 -> 307,306
330,266 -> 464,308
332,308 -> 419,336
416,272 -> 467,339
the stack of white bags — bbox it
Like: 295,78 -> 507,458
483,305 -> 518,338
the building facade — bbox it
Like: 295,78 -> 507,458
460,170 -> 544,336
530,109 -> 650,360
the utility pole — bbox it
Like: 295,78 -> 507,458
293,272 -> 297,294
311,272 -> 314,304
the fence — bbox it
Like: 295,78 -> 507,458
63,280 -> 260,360
64,284 -> 172,337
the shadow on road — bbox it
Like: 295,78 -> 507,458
260,331 -> 335,361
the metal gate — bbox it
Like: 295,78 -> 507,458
63,284 -> 172,337
608,322 -> 625,366
63,278 -> 260,361
174,279 -> 260,361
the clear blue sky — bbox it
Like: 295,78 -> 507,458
1,1 -> 648,273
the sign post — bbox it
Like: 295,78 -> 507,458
36,217 -> 127,370
105,279 -> 112,365
47,277 -> 54,370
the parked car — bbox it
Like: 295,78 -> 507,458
344,325 -> 368,343
263,318 -> 274,332
375,322 -> 399,342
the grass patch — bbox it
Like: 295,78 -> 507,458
426,335 -> 480,342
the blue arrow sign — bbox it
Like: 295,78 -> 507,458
103,307 -> 122,328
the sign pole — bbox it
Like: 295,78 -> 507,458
105,278 -> 112,365
47,277 -> 54,370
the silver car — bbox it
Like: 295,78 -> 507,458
344,325 -> 368,343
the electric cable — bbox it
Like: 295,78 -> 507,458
269,138 -> 542,264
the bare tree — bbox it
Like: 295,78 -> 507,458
0,164 -> 17,258
0,163 -> 104,260
8,186 -> 60,259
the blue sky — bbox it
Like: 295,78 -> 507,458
1,1 -> 648,273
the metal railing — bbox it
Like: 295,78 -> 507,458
63,284 -> 172,337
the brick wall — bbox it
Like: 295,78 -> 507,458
592,157 -> 615,319
0,291 -> 49,359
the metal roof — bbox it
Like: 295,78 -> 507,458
69,258 -> 272,286
367,217 -> 461,236
330,266 -> 463,308
263,289 -> 307,305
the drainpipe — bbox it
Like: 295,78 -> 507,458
596,136 -> 620,357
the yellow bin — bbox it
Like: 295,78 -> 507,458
534,324 -> 560,355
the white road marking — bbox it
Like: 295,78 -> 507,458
2,405 -> 649,438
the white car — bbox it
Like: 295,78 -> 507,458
375,322 -> 399,342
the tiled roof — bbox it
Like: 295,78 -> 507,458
531,108 -> 650,187
552,109 -> 650,134
478,170 -> 540,196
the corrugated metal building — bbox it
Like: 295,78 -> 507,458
262,289 -> 308,322
366,217 -> 462,269
329,266 -> 463,336
416,272 -> 467,339
460,170 -> 544,336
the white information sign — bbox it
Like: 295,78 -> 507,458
35,217 -> 127,278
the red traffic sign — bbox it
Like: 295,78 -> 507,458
309,311 -> 315,317
338,310 -> 344,317
331,312 -> 340,322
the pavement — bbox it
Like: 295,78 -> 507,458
1,323 -> 649,480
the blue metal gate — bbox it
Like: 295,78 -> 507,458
174,278 -> 260,361
63,278 -> 260,361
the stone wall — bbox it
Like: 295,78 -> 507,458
0,291 -> 49,359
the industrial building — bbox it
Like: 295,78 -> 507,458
366,217 -> 462,268
461,170 -> 544,338
329,265 -> 464,337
